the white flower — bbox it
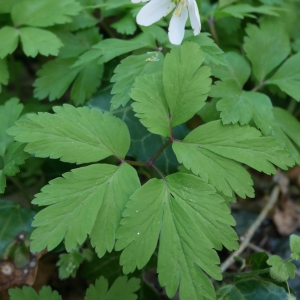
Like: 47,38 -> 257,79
132,0 -> 201,45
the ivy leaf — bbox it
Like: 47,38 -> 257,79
111,52 -> 164,110
211,52 -> 251,88
85,276 -> 140,300
163,42 -> 211,127
130,72 -> 170,137
272,108 -> 300,165
185,32 -> 226,65
266,52 -> 300,101
19,27 -> 63,57
116,173 -> 238,300
0,200 -> 35,257
9,286 -> 62,300
211,79 -> 274,135
0,26 -> 19,59
0,58 -> 9,92
216,277 -> 289,300
11,0 -> 82,27
172,121 -> 294,197
30,163 -> 140,253
8,105 -> 130,163
57,250 -> 84,279
267,255 -> 296,282
74,33 -> 155,67
290,234 -> 300,260
0,98 -> 23,156
244,18 -> 290,82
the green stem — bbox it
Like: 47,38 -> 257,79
223,268 -> 270,278
149,139 -> 172,164
207,18 -> 219,45
287,98 -> 297,114
8,176 -> 32,205
251,81 -> 265,92
124,160 -> 147,167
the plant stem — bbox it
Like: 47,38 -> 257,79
251,81 -> 265,92
8,176 -> 32,205
124,160 -> 148,167
220,185 -> 280,272
207,18 -> 219,45
287,98 -> 297,114
149,139 -> 172,164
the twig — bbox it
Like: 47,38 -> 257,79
221,185 -> 280,272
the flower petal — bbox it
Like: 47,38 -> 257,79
168,5 -> 188,45
136,0 -> 175,26
187,0 -> 201,36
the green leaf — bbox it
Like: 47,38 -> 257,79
8,105 -> 130,163
30,163 -> 139,253
211,52 -> 251,88
272,107 -> 300,165
1,142 -> 30,193
211,80 -> 274,135
247,252 -> 269,271
216,4 -> 281,19
57,250 -> 84,279
111,14 -> 137,35
33,58 -> 81,101
0,200 -> 35,258
185,32 -> 226,65
116,173 -> 238,300
19,27 -> 63,58
267,52 -> 300,101
130,72 -> 170,137
111,52 -> 164,110
163,41 -> 211,127
11,0 -> 82,27
0,98 -> 24,156
87,92 -> 189,175
244,18 -> 290,82
290,234 -> 300,260
172,121 -> 294,197
0,59 -> 9,92
70,59 -> 103,106
85,276 -> 140,300
267,255 -> 296,282
216,277 -> 289,300
74,33 -> 155,66
0,0 -> 19,13
9,286 -> 62,300
0,26 -> 19,59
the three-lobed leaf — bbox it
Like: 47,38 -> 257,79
8,105 -> 130,163
116,173 -> 238,300
267,255 -> 296,282
172,121 -> 294,198
30,163 -> 140,253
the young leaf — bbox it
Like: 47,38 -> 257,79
0,98 -> 24,156
111,52 -> 164,110
163,42 -> 211,127
272,107 -> 300,165
267,255 -> 296,282
216,277 -> 289,300
74,33 -> 155,67
9,286 -> 62,300
130,72 -> 170,137
0,58 -> 9,92
111,14 -> 137,35
11,0 -> 82,27
211,52 -> 251,88
0,26 -> 19,59
85,276 -> 140,300
266,52 -> 300,101
211,79 -> 274,135
30,163 -> 140,253
116,173 -> 238,300
57,250 -> 84,279
244,18 -> 290,82
19,27 -> 63,57
8,105 -> 130,163
172,120 -> 294,197
0,200 -> 35,257
290,234 -> 300,260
